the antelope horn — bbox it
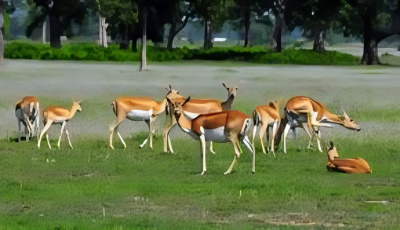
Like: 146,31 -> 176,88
222,83 -> 227,89
342,110 -> 349,119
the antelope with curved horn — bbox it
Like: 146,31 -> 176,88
109,87 -> 180,149
326,142 -> 371,173
277,96 -> 360,153
252,101 -> 280,156
163,83 -> 237,154
15,96 -> 40,142
167,97 -> 255,175
37,101 -> 82,149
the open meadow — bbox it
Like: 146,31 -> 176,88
1,60 -> 400,229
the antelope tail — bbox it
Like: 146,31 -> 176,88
274,114 -> 288,147
111,101 -> 117,116
252,110 -> 259,127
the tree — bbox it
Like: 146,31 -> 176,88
229,0 -> 266,47
0,0 -> 4,67
164,0 -> 194,50
0,0 -> 15,67
26,0 -> 87,48
341,0 -> 400,65
258,0 -> 291,52
89,0 -> 138,50
286,0 -> 343,52
191,0 -> 229,49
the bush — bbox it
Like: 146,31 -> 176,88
4,42 -> 360,65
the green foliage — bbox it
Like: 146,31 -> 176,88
4,42 -> 360,65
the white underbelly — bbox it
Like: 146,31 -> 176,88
183,111 -> 200,120
204,126 -> 227,143
126,110 -> 151,121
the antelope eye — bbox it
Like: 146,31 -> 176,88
350,119 -> 354,122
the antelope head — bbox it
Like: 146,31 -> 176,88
327,141 -> 339,161
222,83 -> 237,98
165,85 -> 182,100
72,101 -> 82,112
339,110 -> 360,131
167,97 -> 190,117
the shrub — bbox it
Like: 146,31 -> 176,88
4,42 -> 359,65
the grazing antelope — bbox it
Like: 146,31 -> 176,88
109,87 -> 180,149
277,96 -> 360,153
37,101 -> 82,149
167,97 -> 255,175
15,96 -> 40,142
163,83 -> 237,153
252,101 -> 280,156
326,142 -> 371,173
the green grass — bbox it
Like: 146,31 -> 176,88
1,129 -> 399,229
380,54 -> 400,66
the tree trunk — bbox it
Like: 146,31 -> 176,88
0,0 -> 4,67
42,19 -> 46,44
131,37 -> 138,52
203,20 -> 208,49
140,7 -> 147,72
244,7 -> 251,48
167,23 -> 177,50
101,17 -> 108,48
273,14 -> 283,52
313,30 -> 325,53
119,26 -> 129,50
167,13 -> 191,50
98,16 -> 102,45
361,16 -> 380,65
49,12 -> 61,48
361,39 -> 380,65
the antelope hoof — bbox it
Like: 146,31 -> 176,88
252,171 -> 255,174
201,171 -> 206,175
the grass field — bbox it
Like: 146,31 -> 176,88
1,60 -> 400,229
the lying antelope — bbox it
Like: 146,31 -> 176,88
163,83 -> 237,153
326,142 -> 371,173
109,87 -> 180,149
277,96 -> 360,153
38,101 -> 82,149
252,101 -> 280,156
167,97 -> 255,175
15,96 -> 40,142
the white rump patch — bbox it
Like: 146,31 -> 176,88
204,126 -> 226,143
127,110 -> 151,121
183,111 -> 200,120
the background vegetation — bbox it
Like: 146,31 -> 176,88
4,42 -> 361,65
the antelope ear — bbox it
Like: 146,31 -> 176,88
183,97 -> 191,106
222,83 -> 227,89
330,141 -> 334,148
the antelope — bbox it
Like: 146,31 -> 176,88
277,96 -> 360,153
109,87 -> 180,149
252,101 -> 280,156
326,142 -> 371,173
163,83 -> 237,154
167,97 -> 255,175
37,101 -> 82,149
15,96 -> 40,142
